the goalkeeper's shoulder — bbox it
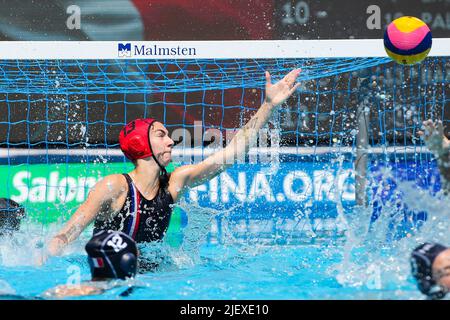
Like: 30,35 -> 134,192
86,174 -> 128,202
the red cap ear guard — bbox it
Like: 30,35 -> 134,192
119,118 -> 155,160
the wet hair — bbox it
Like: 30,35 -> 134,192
0,198 -> 25,236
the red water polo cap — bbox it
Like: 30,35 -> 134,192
119,118 -> 156,160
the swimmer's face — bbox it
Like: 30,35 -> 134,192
433,249 -> 450,290
149,122 -> 174,167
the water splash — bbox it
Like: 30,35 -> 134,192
0,279 -> 16,295
0,222 -> 52,267
331,164 -> 450,296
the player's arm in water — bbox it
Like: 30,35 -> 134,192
41,282 -> 137,299
418,119 -> 450,192
168,68 -> 302,201
41,283 -> 106,299
46,175 -> 126,257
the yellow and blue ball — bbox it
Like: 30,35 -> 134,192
384,16 -> 432,65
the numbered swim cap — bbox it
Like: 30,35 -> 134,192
119,118 -> 156,160
85,230 -> 138,280
411,242 -> 448,299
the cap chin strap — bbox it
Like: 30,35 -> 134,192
151,153 -> 167,176
427,284 -> 448,300
147,125 -> 169,187
153,154 -> 169,184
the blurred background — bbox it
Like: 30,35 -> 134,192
0,0 -> 448,41
0,0 -> 448,149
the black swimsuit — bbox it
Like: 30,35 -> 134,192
93,173 -> 174,243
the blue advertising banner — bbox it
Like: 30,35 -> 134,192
1,151 -> 441,243
179,154 -> 440,243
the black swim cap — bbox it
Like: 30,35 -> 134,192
411,242 -> 448,299
85,230 -> 138,280
0,198 -> 25,236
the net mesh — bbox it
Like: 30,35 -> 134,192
0,55 -> 448,243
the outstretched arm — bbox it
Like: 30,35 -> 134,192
41,284 -> 105,299
46,175 -> 124,257
168,68 -> 302,201
418,120 -> 450,156
418,119 -> 450,186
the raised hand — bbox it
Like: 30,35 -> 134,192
264,68 -> 302,107
418,120 -> 450,156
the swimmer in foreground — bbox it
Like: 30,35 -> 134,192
46,68 -> 302,257
42,230 -> 138,299
411,243 -> 450,300
418,119 -> 450,193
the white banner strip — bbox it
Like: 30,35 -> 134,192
0,39 -> 448,59
0,146 -> 431,158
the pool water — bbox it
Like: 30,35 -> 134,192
0,241 -> 422,300
0,179 -> 449,300
0,228 -> 430,300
